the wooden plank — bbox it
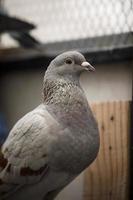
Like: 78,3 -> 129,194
84,101 -> 130,200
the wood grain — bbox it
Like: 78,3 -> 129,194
84,101 -> 130,200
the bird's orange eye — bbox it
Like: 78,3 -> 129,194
65,58 -> 73,64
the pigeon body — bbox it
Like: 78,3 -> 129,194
0,51 -> 99,200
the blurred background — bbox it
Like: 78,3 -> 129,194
0,0 -> 132,200
1,0 -> 133,45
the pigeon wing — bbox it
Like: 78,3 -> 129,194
0,104 -> 60,187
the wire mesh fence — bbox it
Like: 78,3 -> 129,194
1,0 -> 133,50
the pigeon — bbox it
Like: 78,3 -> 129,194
0,51 -> 99,200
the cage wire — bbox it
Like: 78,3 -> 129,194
1,0 -> 133,50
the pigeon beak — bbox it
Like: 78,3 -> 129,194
81,61 -> 95,72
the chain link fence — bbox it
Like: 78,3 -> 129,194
1,0 -> 133,50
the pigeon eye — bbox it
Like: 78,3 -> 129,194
65,58 -> 73,65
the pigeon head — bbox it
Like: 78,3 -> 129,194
46,51 -> 95,78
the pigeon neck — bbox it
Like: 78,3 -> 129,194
42,75 -> 83,105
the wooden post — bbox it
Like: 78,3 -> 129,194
84,101 -> 130,200
129,80 -> 133,199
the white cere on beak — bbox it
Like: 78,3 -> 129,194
81,61 -> 95,72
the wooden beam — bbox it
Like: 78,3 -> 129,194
0,32 -> 133,72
